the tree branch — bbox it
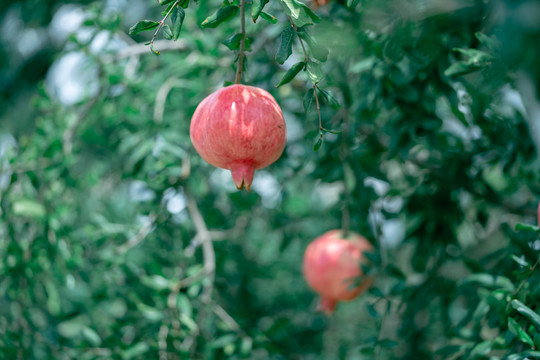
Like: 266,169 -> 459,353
185,194 -> 215,303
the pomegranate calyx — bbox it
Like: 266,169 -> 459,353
231,163 -> 255,191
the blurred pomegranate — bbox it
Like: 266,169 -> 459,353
311,0 -> 330,8
190,85 -> 286,191
303,230 -> 374,314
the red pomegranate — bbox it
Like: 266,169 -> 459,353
190,84 -> 287,191
311,0 -> 330,8
303,230 -> 374,314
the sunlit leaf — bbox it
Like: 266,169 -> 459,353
129,20 -> 160,35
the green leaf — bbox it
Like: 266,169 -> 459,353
260,11 -> 278,24
313,136 -> 323,151
129,20 -> 160,35
222,33 -> 244,50
303,88 -> 314,112
306,61 -> 323,83
159,0 -> 177,5
176,293 -> 193,317
347,0 -> 361,9
58,318 -> 85,338
475,32 -> 501,52
378,339 -> 398,348
251,0 -> 269,22
343,162 -> 356,192
318,89 -> 341,108
201,5 -> 239,28
276,61 -> 305,87
459,273 -> 515,292
512,300 -> 540,331
366,303 -> 379,318
212,334 -> 237,349
297,27 -> 329,62
163,24 -> 173,40
279,0 -> 319,27
511,254 -> 530,267
386,264 -> 406,279
445,48 -> 493,77
240,337 -> 253,355
276,25 -> 295,64
122,343 -> 149,359
471,340 -> 493,356
515,223 -> 540,233
13,199 -> 46,218
81,326 -> 102,346
180,313 -> 198,332
506,351 -> 540,360
172,6 -> 185,40
444,62 -> 482,77
141,275 -> 170,291
508,317 -> 535,348
321,128 -> 344,134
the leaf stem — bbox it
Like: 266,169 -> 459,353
288,17 -> 308,62
313,84 -> 322,134
235,0 -> 247,84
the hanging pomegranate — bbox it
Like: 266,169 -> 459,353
303,230 -> 374,314
190,84 -> 287,191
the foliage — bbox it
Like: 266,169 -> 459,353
0,0 -> 539,359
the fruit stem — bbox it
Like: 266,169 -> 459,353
235,0 -> 246,84
317,296 -> 338,315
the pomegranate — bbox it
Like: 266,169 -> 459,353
311,0 -> 329,8
303,230 -> 374,314
190,84 -> 286,191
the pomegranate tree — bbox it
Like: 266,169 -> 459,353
303,230 -> 374,314
190,84 -> 287,191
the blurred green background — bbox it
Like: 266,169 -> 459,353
1,0 -> 539,359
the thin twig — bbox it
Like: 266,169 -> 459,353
289,19 -> 308,61
62,87 -> 102,156
158,324 -> 169,360
117,214 -> 156,254
153,78 -> 185,122
184,193 -> 215,356
213,304 -> 243,333
235,0 -> 247,84
513,256 -> 540,297
313,85 -> 323,133
185,194 -> 215,302
149,0 -> 181,55
102,40 -> 188,62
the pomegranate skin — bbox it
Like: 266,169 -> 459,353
190,84 -> 287,191
302,230 -> 374,314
